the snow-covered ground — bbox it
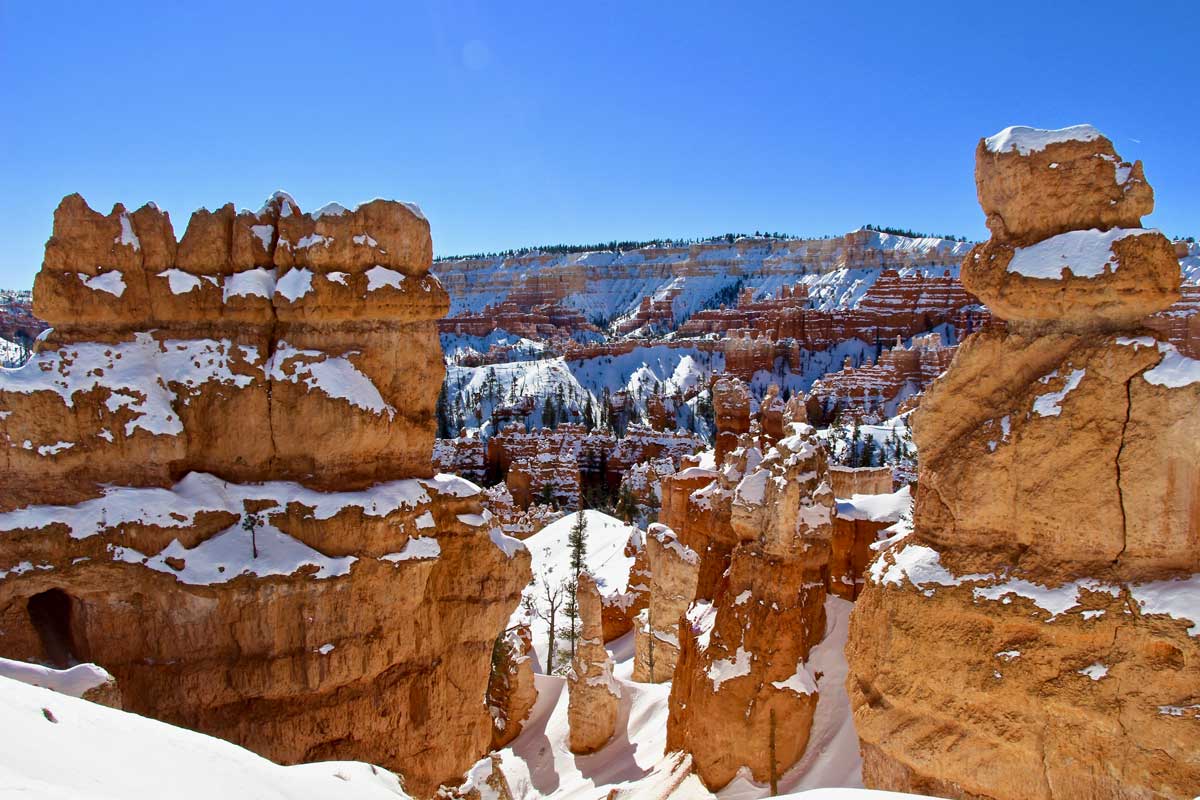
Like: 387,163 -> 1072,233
492,597 -> 867,799
0,673 -> 409,799
517,510 -> 641,672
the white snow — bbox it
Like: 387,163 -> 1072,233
250,223 -> 274,251
223,267 -> 276,300
269,342 -> 395,418
379,537 -> 441,563
0,674 -> 409,799
158,269 -> 202,295
312,202 -> 349,218
366,266 -> 407,291
297,233 -> 333,250
489,527 -> 526,559
77,270 -> 127,297
36,441 -> 74,456
112,520 -> 356,585
353,234 -> 378,247
327,271 -> 350,285
984,124 -> 1102,155
116,213 -> 141,250
1129,574 -> 1200,636
972,577 -> 1119,619
276,268 -> 315,302
316,643 -> 336,655
517,511 -> 642,671
707,646 -> 752,690
1143,344 -> 1200,388
1007,228 -> 1155,280
771,658 -> 818,696
994,650 -> 1020,661
1078,663 -> 1108,681
0,333 -> 258,437
0,657 -> 113,698
836,486 -> 910,523
1032,368 -> 1086,417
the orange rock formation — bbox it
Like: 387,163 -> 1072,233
0,192 -> 531,797
847,126 -> 1200,799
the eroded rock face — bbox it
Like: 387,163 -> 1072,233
666,424 -> 833,790
0,193 -> 531,798
847,127 -> 1200,800
567,572 -> 619,753
487,624 -> 538,749
633,524 -> 700,683
712,378 -> 750,464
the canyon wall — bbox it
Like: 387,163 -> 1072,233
846,126 -> 1200,799
0,193 -> 531,797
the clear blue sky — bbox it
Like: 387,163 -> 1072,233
1,1 -> 1196,287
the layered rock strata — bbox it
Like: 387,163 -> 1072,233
0,193 -> 531,797
666,423 -> 834,790
566,572 -> 620,753
486,624 -> 538,749
847,126 -> 1200,799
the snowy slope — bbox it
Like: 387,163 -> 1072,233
518,510 -> 641,672
491,597 -> 874,799
0,674 -> 409,799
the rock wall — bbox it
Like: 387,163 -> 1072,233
0,193 -> 531,797
846,126 -> 1200,799
632,524 -> 700,683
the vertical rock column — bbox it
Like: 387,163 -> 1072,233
633,524 -> 700,682
846,125 -> 1200,800
567,572 -> 620,753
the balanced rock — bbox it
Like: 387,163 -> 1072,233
567,572 -> 619,753
847,128 -> 1200,799
963,126 -> 1179,328
0,192 -> 531,797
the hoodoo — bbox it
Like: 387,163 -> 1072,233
846,126 -> 1200,799
0,192 -> 531,797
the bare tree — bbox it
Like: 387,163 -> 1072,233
523,578 -> 567,674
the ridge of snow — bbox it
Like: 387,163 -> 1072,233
1007,228 -> 1155,280
223,267 -> 276,300
0,657 -> 113,698
276,268 -> 315,302
312,202 -> 350,219
984,124 -> 1102,155
366,266 -> 406,291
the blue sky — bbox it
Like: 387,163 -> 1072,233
1,1 -> 1196,286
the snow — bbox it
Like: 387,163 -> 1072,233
276,268 -> 315,302
269,342 -> 395,418
158,268 -> 202,295
1129,573 -> 1200,636
490,527 -> 526,559
1143,343 -> 1200,388
995,650 -> 1020,661
116,213 -> 141,250
77,270 -> 126,297
379,537 -> 441,563
1078,663 -> 1108,681
649,522 -> 699,565
707,646 -> 752,690
984,124 -> 1102,155
0,657 -> 113,698
112,519 -> 356,585
250,223 -> 274,251
328,271 -> 350,285
771,658 -> 818,696
1032,368 -> 1085,417
869,544 -> 983,591
297,233 -> 333,250
0,674 -> 409,799
836,486 -> 911,523
312,202 -> 350,218
0,333 -> 258,437
518,511 -> 642,671
223,267 -> 276,300
36,441 -> 74,456
317,643 -> 336,655
0,471 -> 437,539
490,597 -> 869,799
1007,228 -> 1155,280
734,469 -> 768,505
366,266 -> 407,291
353,234 -> 379,247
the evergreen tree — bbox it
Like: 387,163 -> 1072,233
568,509 -> 588,579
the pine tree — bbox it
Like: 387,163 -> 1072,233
568,509 -> 588,579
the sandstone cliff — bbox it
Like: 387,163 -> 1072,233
0,192 -> 531,797
847,125 -> 1200,799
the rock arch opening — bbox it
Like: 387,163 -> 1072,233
27,589 -> 78,668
